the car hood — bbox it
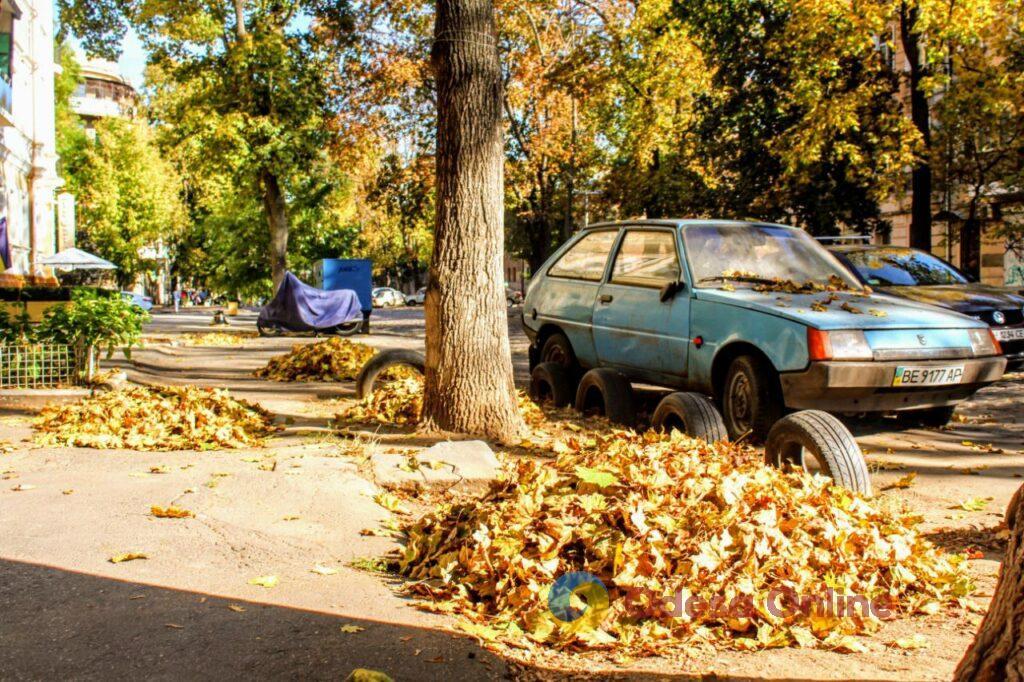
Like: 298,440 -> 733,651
880,284 -> 1024,314
694,288 -> 986,330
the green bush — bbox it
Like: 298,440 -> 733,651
0,305 -> 35,344
37,289 -> 148,361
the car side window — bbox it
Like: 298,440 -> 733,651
547,230 -> 618,281
610,230 -> 681,288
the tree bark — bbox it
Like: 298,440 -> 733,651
423,0 -> 526,443
900,3 -> 933,251
261,170 -> 289,292
955,484 -> 1024,681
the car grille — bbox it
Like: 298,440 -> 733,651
872,347 -> 973,361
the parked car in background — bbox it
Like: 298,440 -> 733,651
524,220 -> 1005,449
372,287 -> 405,308
120,291 -> 154,312
830,245 -> 1024,372
506,286 -> 524,307
405,287 -> 426,306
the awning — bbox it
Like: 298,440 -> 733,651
39,248 -> 117,271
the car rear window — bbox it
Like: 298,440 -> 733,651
843,249 -> 970,286
548,230 -> 618,281
610,230 -> 680,287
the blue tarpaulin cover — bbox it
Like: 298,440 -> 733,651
258,272 -> 362,332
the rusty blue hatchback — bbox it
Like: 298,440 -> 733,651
523,220 -> 1007,439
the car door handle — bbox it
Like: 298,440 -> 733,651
599,294 -> 614,304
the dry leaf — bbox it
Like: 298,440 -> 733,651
339,624 -> 365,633
311,564 -> 339,576
11,483 -> 35,491
248,575 -> 279,588
109,552 -> 147,563
228,604 -> 246,613
151,505 -> 194,519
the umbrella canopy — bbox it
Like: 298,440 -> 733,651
39,248 -> 117,271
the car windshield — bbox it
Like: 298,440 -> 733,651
842,248 -> 970,286
684,224 -> 862,291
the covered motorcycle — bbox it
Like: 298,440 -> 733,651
257,272 -> 363,336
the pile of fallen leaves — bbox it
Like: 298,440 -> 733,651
343,375 -> 425,426
172,332 -> 258,347
255,338 -> 377,382
34,386 -> 278,451
395,430 -> 972,655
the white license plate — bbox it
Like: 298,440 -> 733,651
893,365 -> 965,387
994,327 -> 1024,342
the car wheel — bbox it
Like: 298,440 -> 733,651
540,332 -> 579,374
722,355 -> 783,441
765,410 -> 872,495
257,322 -> 283,337
652,392 -> 729,443
355,349 -> 426,400
530,362 -> 576,408
575,368 -> 636,427
897,405 -> 956,428
332,321 -> 362,337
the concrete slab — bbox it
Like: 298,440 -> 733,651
370,440 -> 502,494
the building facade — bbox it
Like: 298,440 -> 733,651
0,0 -> 61,285
69,57 -> 136,133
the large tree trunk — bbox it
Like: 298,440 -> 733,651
261,170 -> 289,292
955,485 -> 1024,681
900,3 -> 933,252
423,0 -> 526,443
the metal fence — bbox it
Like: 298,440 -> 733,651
0,344 -> 79,389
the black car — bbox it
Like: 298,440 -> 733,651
830,245 -> 1024,372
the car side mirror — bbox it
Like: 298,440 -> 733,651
659,280 -> 685,303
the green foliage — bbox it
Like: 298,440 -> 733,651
37,290 -> 147,359
62,118 -> 185,288
0,305 -> 35,344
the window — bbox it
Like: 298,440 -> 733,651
548,230 -> 618,281
843,248 -> 970,286
0,33 -> 10,82
611,230 -> 681,287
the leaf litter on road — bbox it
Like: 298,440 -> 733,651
255,338 -> 378,382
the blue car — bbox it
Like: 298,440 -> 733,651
523,220 -> 1006,442
120,291 -> 154,312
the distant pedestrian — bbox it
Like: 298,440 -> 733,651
173,287 -> 181,313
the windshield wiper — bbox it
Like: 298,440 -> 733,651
698,275 -> 781,286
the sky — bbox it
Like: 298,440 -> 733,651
117,30 -> 147,88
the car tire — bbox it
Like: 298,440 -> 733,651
540,332 -> 580,374
257,322 -> 283,337
575,368 -> 636,427
765,410 -> 872,495
722,355 -> 784,442
355,349 -> 426,400
897,405 -> 956,428
652,392 -> 729,443
331,321 -> 362,337
530,362 -> 576,408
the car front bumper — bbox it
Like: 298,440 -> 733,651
779,356 -> 1007,412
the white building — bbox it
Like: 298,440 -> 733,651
69,57 -> 136,132
0,0 -> 61,284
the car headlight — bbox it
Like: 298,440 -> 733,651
967,328 -> 1001,357
807,328 -> 873,361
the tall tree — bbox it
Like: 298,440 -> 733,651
955,484 -> 1024,680
899,2 -> 933,251
59,0 -> 354,291
423,0 -> 525,442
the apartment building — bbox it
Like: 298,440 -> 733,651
0,0 -> 60,286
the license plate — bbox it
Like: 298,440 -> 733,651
893,365 -> 965,387
994,327 -> 1024,342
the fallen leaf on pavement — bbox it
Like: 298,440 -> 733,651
109,552 -> 148,563
62,489 -> 74,495
890,634 -> 929,650
149,465 -> 170,474
958,497 -> 991,512
228,604 -> 246,612
11,483 -> 35,491
151,505 -> 194,519
248,575 -> 278,588
345,669 -> 392,682
312,564 -> 339,576
340,624 -> 365,633
888,472 -> 917,489
165,623 -> 184,629
373,491 -> 409,514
